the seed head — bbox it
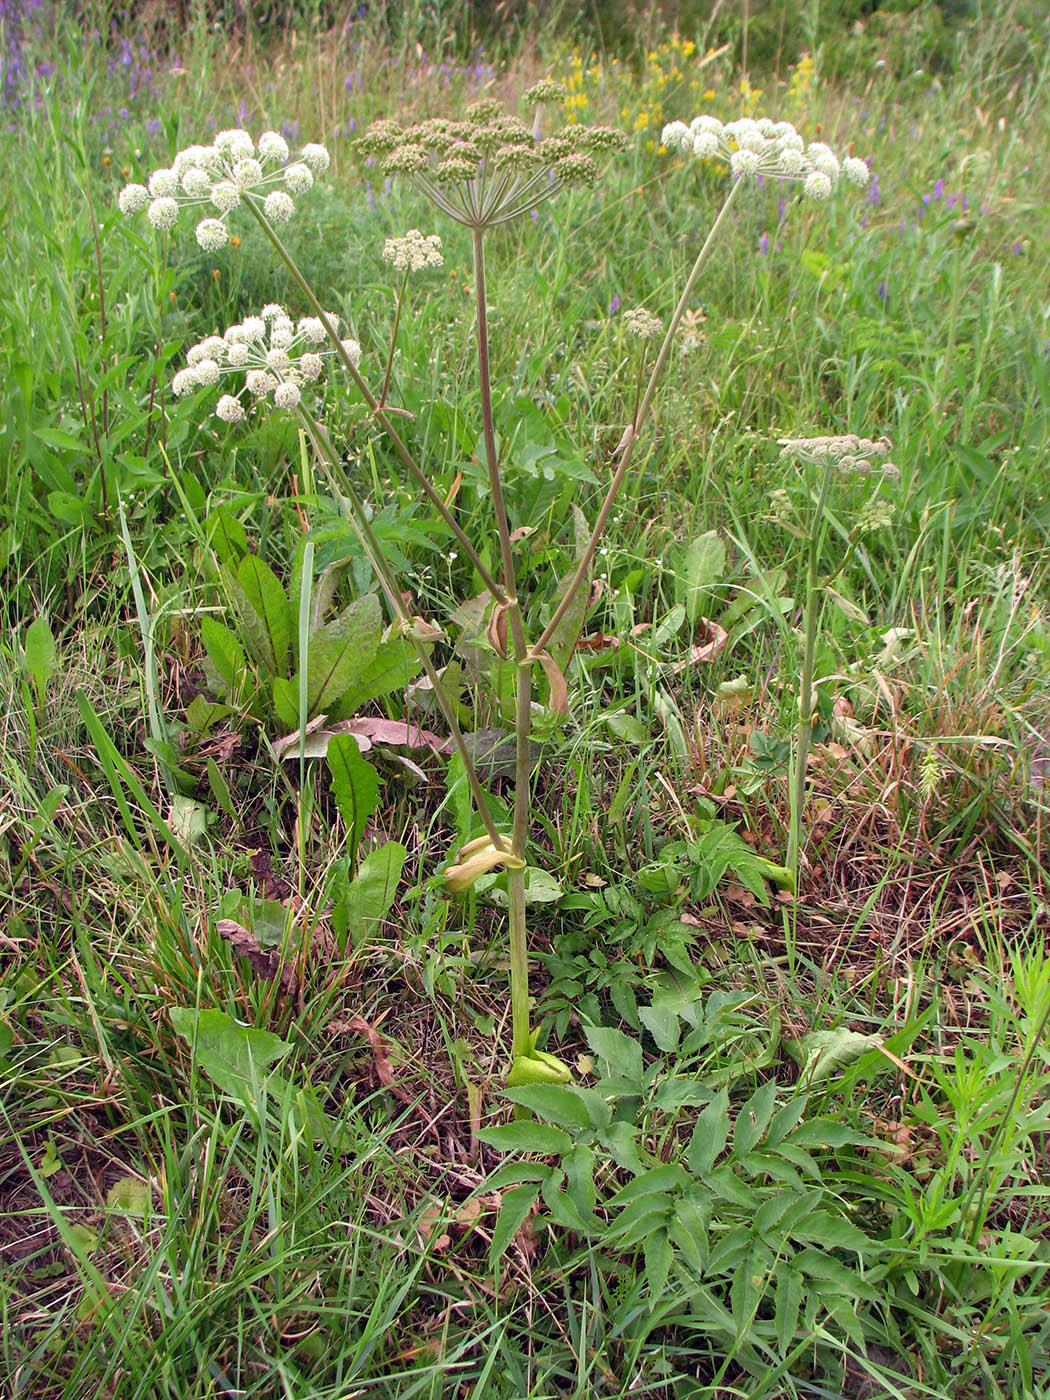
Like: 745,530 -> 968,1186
524,79 -> 567,104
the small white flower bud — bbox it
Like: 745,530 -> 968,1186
779,148 -> 807,177
260,303 -> 286,321
263,190 -> 295,223
173,146 -> 206,178
118,183 -> 150,214
300,142 -> 330,173
660,120 -> 691,152
300,352 -> 323,380
227,342 -> 250,366
807,142 -> 840,181
233,157 -> 263,187
691,114 -> 723,135
172,367 -> 199,396
340,338 -> 362,368
148,168 -> 177,197
843,156 -> 870,188
258,131 -> 290,163
284,163 -> 313,193
297,316 -> 326,343
200,336 -> 226,359
622,307 -> 662,340
804,169 -> 833,200
730,148 -> 761,178
270,325 -> 294,350
194,357 -> 220,385
215,128 -> 254,160
246,369 -> 276,396
196,219 -> 229,251
692,131 -> 719,159
147,196 -> 179,230
215,395 -> 245,423
240,316 -> 266,341
273,381 -> 301,410
211,180 -> 241,212
265,347 -> 290,371
180,166 -> 211,198
737,127 -> 766,153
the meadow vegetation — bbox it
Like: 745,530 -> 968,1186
2,0 -> 1050,1395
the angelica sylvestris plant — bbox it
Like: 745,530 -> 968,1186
772,435 -> 900,894
117,93 -> 872,1089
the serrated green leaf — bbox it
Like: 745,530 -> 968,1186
733,1079 -> 778,1158
327,734 -> 381,851
600,1120 -> 644,1174
333,635 -> 423,718
775,1264 -> 804,1353
345,840 -> 406,946
786,1029 -> 883,1086
24,615 -> 56,698
503,1083 -> 605,1131
789,1209 -> 874,1254
488,1183 -> 541,1269
227,556 -> 291,677
688,1089 -> 729,1177
200,616 -> 248,699
272,674 -> 300,730
730,1243 -> 770,1339
306,594 -> 381,715
680,531 -> 726,626
792,1247 -> 876,1297
638,1002 -> 680,1052
584,1024 -> 642,1084
170,1007 -> 290,1106
483,1162 -> 550,1190
563,1143 -> 597,1220
107,1177 -> 150,1216
645,1228 -> 673,1309
608,1165 -> 690,1209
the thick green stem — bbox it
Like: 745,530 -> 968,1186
296,407 -> 504,851
243,197 -> 506,604
533,179 -> 742,656
471,225 -> 535,1061
470,226 -> 527,660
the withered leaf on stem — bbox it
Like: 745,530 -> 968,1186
216,919 -> 298,995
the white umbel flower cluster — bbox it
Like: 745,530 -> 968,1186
661,115 -> 871,199
621,307 -> 662,340
778,433 -> 899,479
118,130 -> 330,249
171,304 -> 360,423
381,229 -> 444,272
